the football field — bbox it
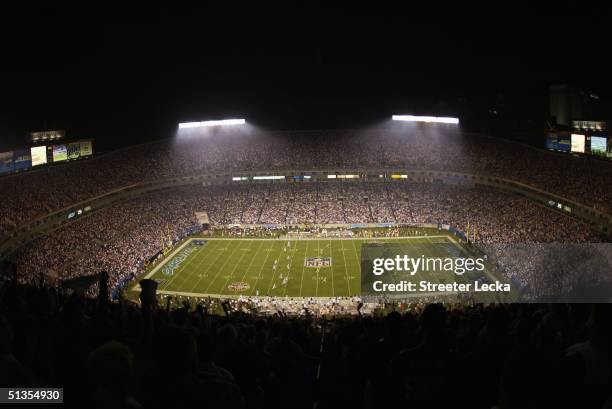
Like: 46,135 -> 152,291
132,235 -> 502,299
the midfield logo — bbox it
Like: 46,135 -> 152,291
304,257 -> 332,268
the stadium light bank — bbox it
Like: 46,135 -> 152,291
392,115 -> 459,124
178,119 -> 246,129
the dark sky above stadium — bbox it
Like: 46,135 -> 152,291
0,5 -> 608,150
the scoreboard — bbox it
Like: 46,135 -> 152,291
67,140 -> 93,159
0,139 -> 94,175
547,131 -> 610,159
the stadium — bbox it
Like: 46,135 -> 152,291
3,126 -> 611,304
1,8 -> 612,409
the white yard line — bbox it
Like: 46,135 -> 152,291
350,239 -> 360,295
249,240 -> 278,296
298,239 -> 309,297
315,239 -> 320,297
328,240 -> 335,296
188,241 -> 231,292
172,242 -> 215,291
221,239 -> 260,290
282,241 -> 296,297
203,241 -> 243,293
161,242 -> 212,291
340,239 -> 351,297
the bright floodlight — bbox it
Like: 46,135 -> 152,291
392,115 -> 459,124
178,119 -> 246,129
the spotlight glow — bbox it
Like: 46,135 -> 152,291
392,115 -> 459,124
178,119 -> 246,129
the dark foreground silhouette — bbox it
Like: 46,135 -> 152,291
1,278 -> 610,409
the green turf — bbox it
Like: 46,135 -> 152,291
132,234 -> 504,299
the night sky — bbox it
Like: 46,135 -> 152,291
0,5 -> 608,150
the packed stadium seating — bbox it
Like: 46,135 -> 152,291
10,182 -> 605,301
1,130 -> 611,236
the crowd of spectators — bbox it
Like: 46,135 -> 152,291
1,128 -> 611,236
482,243 -> 612,302
9,181 -> 606,301
1,282 -> 611,409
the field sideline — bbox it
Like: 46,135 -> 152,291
131,234 -> 499,299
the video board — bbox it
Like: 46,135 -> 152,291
0,151 -> 13,174
570,134 -> 585,153
0,139 -> 93,174
12,150 -> 31,170
557,132 -> 571,152
590,136 -> 607,155
30,146 -> 47,166
545,132 -> 557,150
67,140 -> 93,160
67,142 -> 80,159
80,140 -> 93,156
52,144 -> 68,162
548,131 -> 610,160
